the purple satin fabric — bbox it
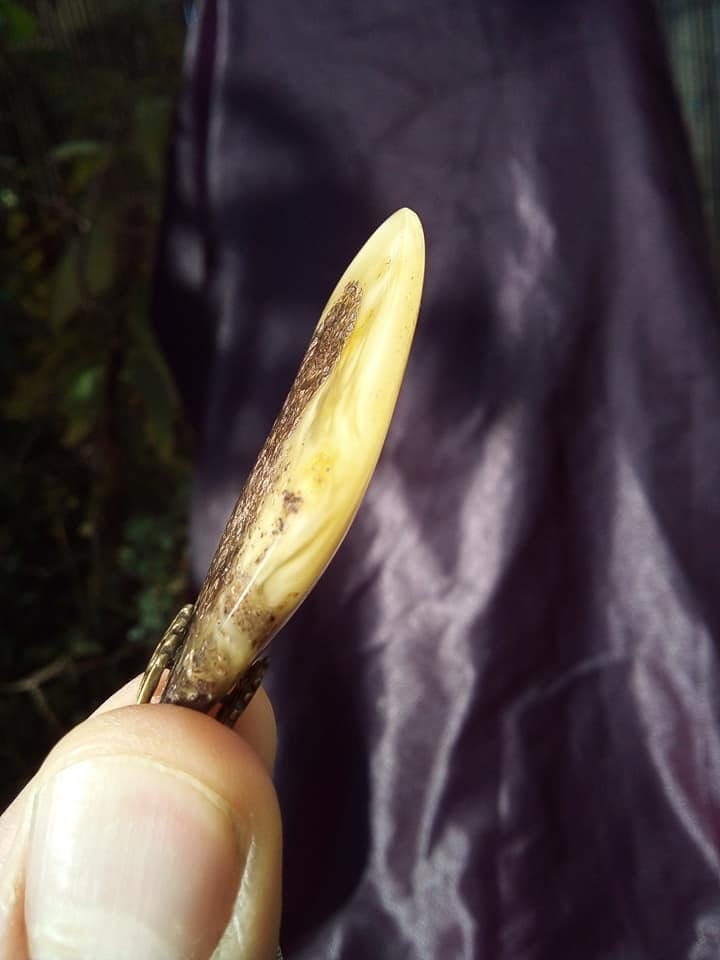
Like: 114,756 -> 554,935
153,1 -> 720,957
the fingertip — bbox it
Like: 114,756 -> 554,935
95,675 -> 278,774
1,680 -> 282,960
18,704 -> 281,960
233,687 -> 277,775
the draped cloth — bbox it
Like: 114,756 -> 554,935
153,2 -> 720,957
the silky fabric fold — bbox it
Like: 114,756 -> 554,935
153,1 -> 720,957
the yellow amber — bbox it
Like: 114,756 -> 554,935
164,208 -> 425,706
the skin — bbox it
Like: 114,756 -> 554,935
0,678 -> 281,960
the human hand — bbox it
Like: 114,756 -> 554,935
0,677 -> 282,960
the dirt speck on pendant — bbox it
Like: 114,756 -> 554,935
283,490 -> 303,513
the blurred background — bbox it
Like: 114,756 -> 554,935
0,0 -> 717,809
0,0 -> 190,807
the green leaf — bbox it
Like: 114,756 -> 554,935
0,1 -> 38,44
49,141 -> 112,193
70,366 -> 102,403
61,364 -> 104,446
133,97 -> 172,183
51,239 -> 82,325
50,140 -> 107,163
0,187 -> 18,209
124,312 -> 180,460
61,409 -> 95,446
86,213 -> 116,296
49,214 -> 116,319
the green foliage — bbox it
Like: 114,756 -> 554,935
0,0 -> 190,806
0,1 -> 38,44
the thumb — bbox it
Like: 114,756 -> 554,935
0,697 -> 282,960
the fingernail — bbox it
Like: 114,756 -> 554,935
25,756 -> 246,960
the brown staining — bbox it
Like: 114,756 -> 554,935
163,641 -> 234,709
282,490 -> 303,513
191,281 -> 363,629
221,591 -> 283,654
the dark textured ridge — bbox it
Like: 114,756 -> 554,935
193,281 -> 363,623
